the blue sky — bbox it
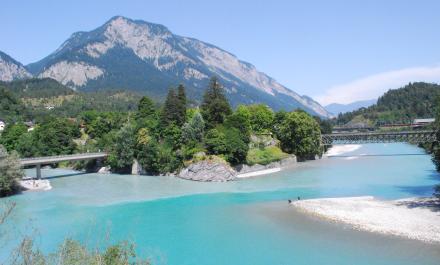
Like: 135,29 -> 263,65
2,0 -> 440,104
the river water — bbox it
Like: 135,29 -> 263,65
1,143 -> 440,264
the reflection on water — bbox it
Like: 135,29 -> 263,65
1,143 -> 440,265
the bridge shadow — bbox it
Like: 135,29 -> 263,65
42,172 -> 89,180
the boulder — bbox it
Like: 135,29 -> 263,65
178,160 -> 237,182
97,166 -> 111,174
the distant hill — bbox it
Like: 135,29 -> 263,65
325,99 -> 376,115
24,16 -> 330,117
335,82 -> 440,126
0,78 -> 139,122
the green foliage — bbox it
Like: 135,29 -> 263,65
314,116 -> 333,134
201,77 -> 232,128
246,146 -> 289,166
182,112 -> 205,144
137,96 -> 156,119
0,123 -> 28,151
276,111 -> 321,160
31,118 -> 80,157
247,104 -> 274,133
336,82 -> 440,125
10,237 -> 150,265
137,141 -> 182,174
225,105 -> 251,142
160,86 -> 187,128
0,88 -> 30,123
81,111 -> 126,139
108,123 -> 136,173
0,146 -> 23,197
205,126 -> 248,165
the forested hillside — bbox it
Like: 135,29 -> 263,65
0,78 -> 140,122
336,82 -> 440,126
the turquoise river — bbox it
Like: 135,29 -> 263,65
1,143 -> 440,264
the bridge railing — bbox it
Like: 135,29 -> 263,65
321,130 -> 437,145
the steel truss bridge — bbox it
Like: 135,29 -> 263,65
321,130 -> 437,145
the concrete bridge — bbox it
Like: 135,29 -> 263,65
321,130 -> 437,145
20,152 -> 108,179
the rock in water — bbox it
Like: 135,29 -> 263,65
178,160 -> 237,182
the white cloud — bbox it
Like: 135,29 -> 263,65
317,65 -> 440,105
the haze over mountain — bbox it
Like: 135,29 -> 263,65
0,51 -> 32,81
22,16 -> 330,117
325,99 -> 376,115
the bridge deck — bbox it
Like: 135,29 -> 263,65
20,152 -> 108,166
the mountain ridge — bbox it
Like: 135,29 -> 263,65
7,16 -> 331,117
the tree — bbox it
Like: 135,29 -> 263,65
160,88 -> 184,128
225,105 -> 251,142
176,84 -> 187,126
137,96 -> 156,119
276,111 -> 321,160
247,104 -> 274,133
0,123 -> 28,152
108,123 -> 136,173
205,126 -> 248,165
201,77 -> 232,128
32,118 -> 79,156
182,112 -> 205,144
0,145 -> 23,197
137,140 -> 181,174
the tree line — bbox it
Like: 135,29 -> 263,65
0,76 -> 324,177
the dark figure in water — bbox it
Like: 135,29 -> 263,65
288,199 -> 292,203
297,196 -> 301,200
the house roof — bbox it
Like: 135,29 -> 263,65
413,118 -> 435,123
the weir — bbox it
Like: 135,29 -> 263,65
19,152 -> 108,179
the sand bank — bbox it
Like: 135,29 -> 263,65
20,179 -> 52,191
290,196 -> 440,243
236,168 -> 281,178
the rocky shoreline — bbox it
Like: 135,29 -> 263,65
177,155 -> 297,182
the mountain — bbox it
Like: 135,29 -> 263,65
335,82 -> 440,125
26,16 -> 330,117
0,51 -> 32,81
325,99 -> 376,115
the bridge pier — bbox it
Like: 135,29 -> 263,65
36,164 -> 41,179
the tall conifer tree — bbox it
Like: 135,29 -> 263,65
201,77 -> 232,128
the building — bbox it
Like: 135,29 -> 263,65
412,118 -> 435,128
0,120 -> 5,132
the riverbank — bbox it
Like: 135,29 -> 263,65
290,196 -> 440,243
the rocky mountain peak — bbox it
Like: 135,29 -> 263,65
24,17 -> 332,117
0,51 -> 32,81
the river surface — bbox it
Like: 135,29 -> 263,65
1,143 -> 440,264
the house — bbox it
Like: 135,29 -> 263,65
24,121 -> 35,132
0,120 -> 5,132
412,118 -> 435,128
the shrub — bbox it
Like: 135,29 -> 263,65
276,111 -> 321,160
0,145 -> 23,197
246,146 -> 289,165
205,127 -> 248,165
